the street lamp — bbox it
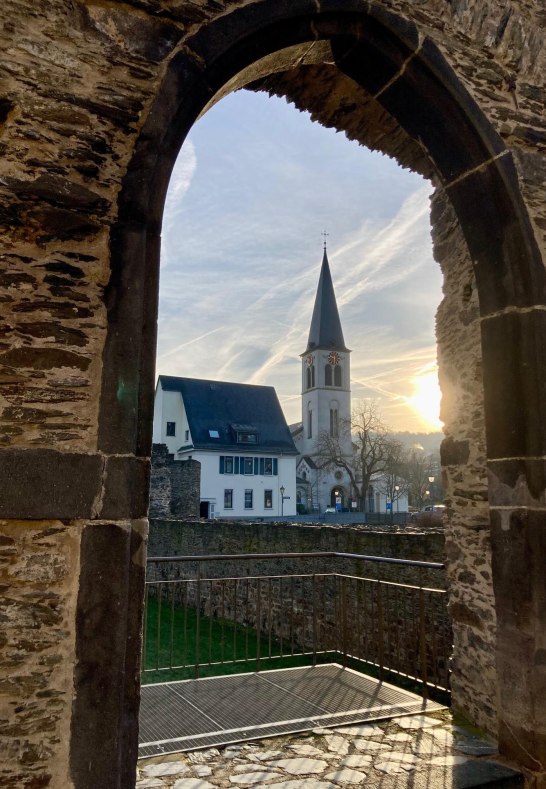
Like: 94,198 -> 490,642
280,485 -> 285,517
428,476 -> 435,505
394,484 -> 400,514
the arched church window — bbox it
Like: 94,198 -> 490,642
306,367 -> 311,389
325,364 -> 332,386
334,365 -> 342,387
307,404 -> 312,439
329,408 -> 339,437
311,365 -> 315,387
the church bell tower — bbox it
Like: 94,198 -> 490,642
301,245 -> 352,460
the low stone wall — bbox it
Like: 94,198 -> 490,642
148,518 -> 445,562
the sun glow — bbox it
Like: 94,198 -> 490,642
408,368 -> 443,431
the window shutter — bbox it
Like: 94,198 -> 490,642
254,457 -> 259,475
234,457 -> 239,474
259,458 -> 264,475
273,458 -> 278,475
219,456 -> 225,474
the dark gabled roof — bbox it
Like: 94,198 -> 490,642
158,376 -> 298,454
289,421 -> 303,437
298,455 -> 318,470
305,249 -> 349,353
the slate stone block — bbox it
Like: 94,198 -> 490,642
0,449 -> 102,519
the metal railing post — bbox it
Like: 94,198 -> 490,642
195,563 -> 201,679
377,580 -> 384,681
341,575 -> 348,667
312,573 -> 317,667
419,586 -> 429,699
256,578 -> 261,672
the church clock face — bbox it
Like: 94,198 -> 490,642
328,351 -> 341,365
306,354 -> 314,366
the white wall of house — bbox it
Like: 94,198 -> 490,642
152,388 -> 188,454
182,451 -> 297,518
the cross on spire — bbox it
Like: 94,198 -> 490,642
322,230 -> 329,250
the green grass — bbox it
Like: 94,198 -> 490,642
141,595 -> 315,685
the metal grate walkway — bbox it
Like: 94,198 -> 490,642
139,664 -> 446,758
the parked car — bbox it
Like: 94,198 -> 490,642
324,506 -> 336,513
411,504 -> 446,522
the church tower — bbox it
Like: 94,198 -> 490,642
300,246 -> 352,461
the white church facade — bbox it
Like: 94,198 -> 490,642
291,247 -> 408,516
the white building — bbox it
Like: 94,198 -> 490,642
291,247 -> 409,516
153,376 -> 298,519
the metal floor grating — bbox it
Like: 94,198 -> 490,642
139,664 -> 446,758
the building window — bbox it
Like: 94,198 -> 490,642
184,429 -> 189,441
330,408 -> 338,437
245,489 -> 253,509
224,456 -> 233,474
307,407 -> 312,439
224,489 -> 233,509
242,457 -> 253,475
264,489 -> 272,509
264,458 -> 273,475
166,421 -> 176,436
237,431 -> 257,444
334,365 -> 342,386
325,364 -> 332,386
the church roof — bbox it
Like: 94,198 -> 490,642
305,248 -> 349,353
158,375 -> 298,454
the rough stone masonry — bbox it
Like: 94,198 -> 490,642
0,2 -> 545,788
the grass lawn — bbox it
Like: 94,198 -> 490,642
141,595 -> 315,685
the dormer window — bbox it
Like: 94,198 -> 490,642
237,431 -> 257,444
209,429 -> 220,439
232,423 -> 258,444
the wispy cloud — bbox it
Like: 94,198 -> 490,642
156,91 -> 443,432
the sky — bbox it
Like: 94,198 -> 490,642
156,89 -> 444,433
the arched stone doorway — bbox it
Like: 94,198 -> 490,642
329,486 -> 346,510
2,2 -> 545,786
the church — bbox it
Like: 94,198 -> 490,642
291,246 -> 408,516
290,245 -> 354,514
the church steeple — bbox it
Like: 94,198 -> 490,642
306,248 -> 348,353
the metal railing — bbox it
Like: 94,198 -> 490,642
142,552 -> 451,696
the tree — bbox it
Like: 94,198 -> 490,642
315,401 -> 402,512
376,439 -> 409,514
402,448 -> 442,509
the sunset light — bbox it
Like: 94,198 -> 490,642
408,368 -> 443,431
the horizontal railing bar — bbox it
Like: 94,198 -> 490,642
338,651 -> 451,692
146,551 -> 445,570
141,650 -> 338,673
144,574 -> 448,595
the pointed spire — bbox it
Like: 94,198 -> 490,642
306,247 -> 348,352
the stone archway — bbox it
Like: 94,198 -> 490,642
329,485 -> 346,509
1,2 -> 545,787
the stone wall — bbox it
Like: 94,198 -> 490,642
148,518 -> 446,568
433,189 -> 497,731
1,1 -> 546,786
0,521 -> 80,789
149,444 -> 200,520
